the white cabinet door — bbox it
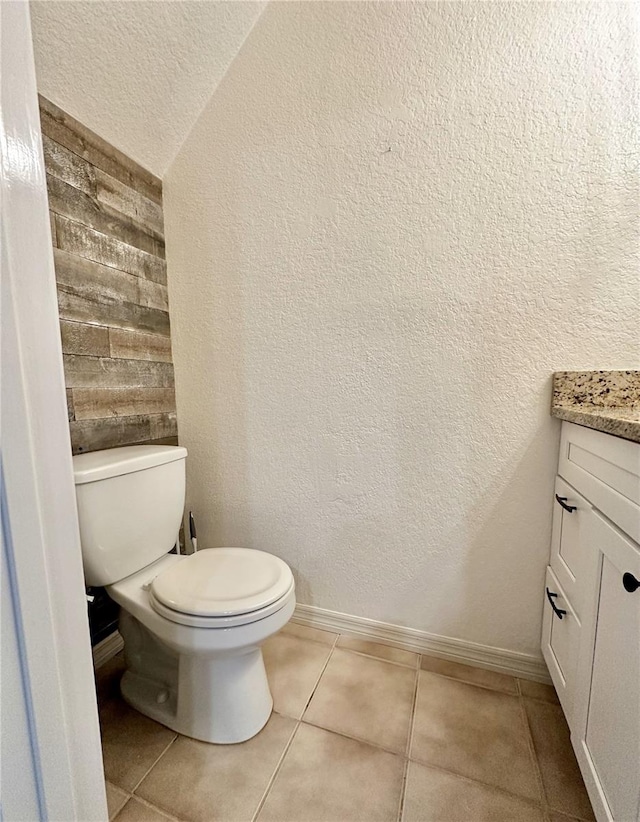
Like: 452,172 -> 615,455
576,511 -> 640,822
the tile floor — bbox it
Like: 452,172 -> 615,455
97,623 -> 595,822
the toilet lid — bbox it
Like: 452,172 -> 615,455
150,547 -> 293,617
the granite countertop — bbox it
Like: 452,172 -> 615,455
551,371 -> 640,443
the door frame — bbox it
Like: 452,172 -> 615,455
1,2 -> 107,819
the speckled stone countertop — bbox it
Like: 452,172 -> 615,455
551,371 -> 640,443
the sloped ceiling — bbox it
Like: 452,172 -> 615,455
30,1 -> 265,177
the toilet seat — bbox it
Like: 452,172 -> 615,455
149,547 -> 295,628
148,580 -> 295,628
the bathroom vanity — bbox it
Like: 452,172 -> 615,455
543,372 -> 640,822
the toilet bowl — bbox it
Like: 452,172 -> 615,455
73,445 -> 296,744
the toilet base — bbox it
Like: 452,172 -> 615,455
120,648 -> 273,744
118,611 -> 276,744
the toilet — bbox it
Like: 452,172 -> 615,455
73,444 -> 296,744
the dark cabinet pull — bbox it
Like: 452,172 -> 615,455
555,494 -> 577,513
622,573 -> 640,593
546,587 -> 567,619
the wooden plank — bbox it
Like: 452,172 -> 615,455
138,278 -> 168,312
42,134 -> 95,197
70,415 -> 152,454
109,328 -> 173,363
58,290 -> 171,336
66,389 -> 75,422
60,320 -> 110,357
54,248 -> 140,305
38,95 -> 162,205
150,411 -> 178,441
144,436 -> 179,447
47,174 -> 165,259
72,387 -> 176,421
55,246 -> 167,319
55,215 -> 167,284
63,355 -> 175,389
70,413 -> 178,454
95,169 -> 164,239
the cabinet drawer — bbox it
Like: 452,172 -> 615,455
559,422 -> 640,544
542,566 -> 581,720
550,477 -> 598,619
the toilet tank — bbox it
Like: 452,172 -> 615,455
73,445 -> 188,587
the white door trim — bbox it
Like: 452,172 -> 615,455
1,3 -> 106,819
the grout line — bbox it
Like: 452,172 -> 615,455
333,645 -> 420,671
250,720 -> 301,822
290,622 -> 428,671
281,625 -> 339,647
120,794 -> 181,822
396,756 -> 410,822
398,666 -> 420,822
298,632 -> 340,719
418,667 -> 520,697
518,693 -> 547,808
300,717 -> 408,759
405,755 -> 547,812
406,665 -> 420,759
106,783 -> 131,822
130,733 -> 178,794
521,693 -> 561,706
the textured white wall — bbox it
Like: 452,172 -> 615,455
165,1 -> 640,658
30,1 -> 265,175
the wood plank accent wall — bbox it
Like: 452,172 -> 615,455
39,95 -> 178,455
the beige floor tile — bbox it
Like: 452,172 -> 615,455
280,622 -> 338,646
116,797 -> 177,822
402,761 -> 545,822
106,781 -> 130,820
262,633 -> 333,719
547,813 -> 589,822
337,635 -> 419,668
257,723 -> 405,822
136,713 -> 296,822
420,656 -> 518,694
100,699 -> 176,792
411,671 -> 541,802
523,699 -> 595,820
304,648 -> 417,753
518,679 -> 560,704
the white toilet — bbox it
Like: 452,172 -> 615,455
73,444 -> 296,744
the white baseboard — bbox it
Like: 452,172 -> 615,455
92,630 -> 124,669
91,608 -> 550,683
293,604 -> 551,683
